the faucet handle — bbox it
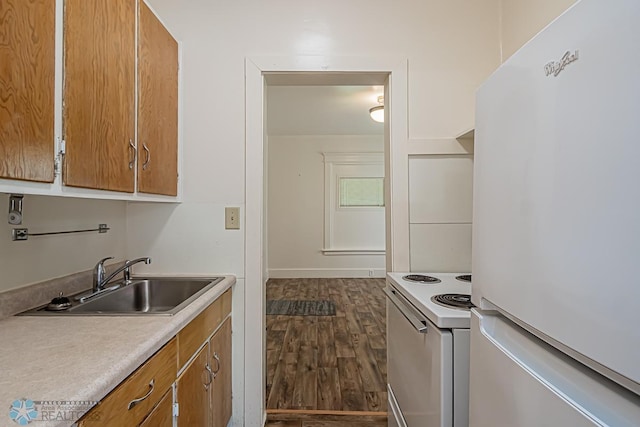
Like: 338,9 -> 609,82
94,256 -> 114,287
96,257 -> 114,271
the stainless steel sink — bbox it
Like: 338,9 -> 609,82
20,277 -> 223,316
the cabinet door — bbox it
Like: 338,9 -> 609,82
177,345 -> 210,426
210,317 -> 232,427
63,0 -> 135,192
140,389 -> 173,427
0,0 -> 55,182
137,1 -> 178,196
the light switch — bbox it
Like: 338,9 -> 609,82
225,207 -> 240,229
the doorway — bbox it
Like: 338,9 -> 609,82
244,57 -> 409,427
264,82 -> 387,416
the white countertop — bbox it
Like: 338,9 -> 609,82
0,276 -> 235,427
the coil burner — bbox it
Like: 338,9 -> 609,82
431,293 -> 474,310
402,274 -> 441,284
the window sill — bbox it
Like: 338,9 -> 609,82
321,249 -> 386,256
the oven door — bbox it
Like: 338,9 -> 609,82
385,284 -> 453,427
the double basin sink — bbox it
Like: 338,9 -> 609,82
21,277 -> 223,316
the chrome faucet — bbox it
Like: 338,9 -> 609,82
93,257 -> 152,292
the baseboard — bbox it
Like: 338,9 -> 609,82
267,268 -> 386,279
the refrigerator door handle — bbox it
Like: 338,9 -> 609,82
383,287 -> 428,334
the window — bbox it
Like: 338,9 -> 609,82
339,177 -> 384,207
322,152 -> 385,254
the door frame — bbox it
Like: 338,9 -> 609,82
244,55 -> 409,426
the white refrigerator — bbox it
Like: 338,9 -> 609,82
470,0 -> 640,425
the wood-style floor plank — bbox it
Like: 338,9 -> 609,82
291,345 -> 318,409
268,352 -> 299,409
317,367 -> 341,411
317,320 -> 337,368
351,333 -> 386,393
266,278 -> 387,412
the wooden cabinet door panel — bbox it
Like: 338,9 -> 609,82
138,1 -> 178,196
63,0 -> 135,192
210,317 -> 232,427
0,0 -> 55,182
140,389 -> 173,427
177,345 -> 210,427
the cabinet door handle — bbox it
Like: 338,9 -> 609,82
212,352 -> 221,377
127,379 -> 154,410
203,364 -> 213,390
128,139 -> 136,170
142,143 -> 150,170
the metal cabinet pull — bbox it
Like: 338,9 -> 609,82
212,352 -> 221,377
203,364 -> 214,390
383,287 -> 429,334
127,379 -> 154,410
128,139 -> 136,170
142,143 -> 150,170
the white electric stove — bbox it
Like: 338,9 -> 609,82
385,272 -> 472,427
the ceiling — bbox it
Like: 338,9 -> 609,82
266,85 -> 385,136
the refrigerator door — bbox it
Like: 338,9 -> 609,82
473,0 -> 640,387
469,310 -> 640,427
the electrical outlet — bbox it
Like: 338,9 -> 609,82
225,207 -> 240,230
368,269 -> 374,277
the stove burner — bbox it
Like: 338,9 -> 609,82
431,293 -> 474,310
402,274 -> 441,284
456,274 -> 472,283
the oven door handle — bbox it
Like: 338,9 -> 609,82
383,287 -> 429,334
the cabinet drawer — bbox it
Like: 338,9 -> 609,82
78,338 -> 177,426
177,289 -> 231,369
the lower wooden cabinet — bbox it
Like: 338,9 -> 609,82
177,291 -> 233,427
77,288 -> 232,426
176,345 -> 210,426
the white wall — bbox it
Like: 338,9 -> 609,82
0,194 -> 126,292
128,0 -> 502,275
500,0 -> 577,61
267,135 -> 385,278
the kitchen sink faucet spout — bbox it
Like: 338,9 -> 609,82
93,257 -> 152,292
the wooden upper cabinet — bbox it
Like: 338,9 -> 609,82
0,0 -> 55,182
63,0 -> 136,192
138,1 -> 178,196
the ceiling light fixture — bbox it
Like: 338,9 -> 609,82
369,96 -> 384,123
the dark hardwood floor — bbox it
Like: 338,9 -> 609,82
265,278 -> 387,413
